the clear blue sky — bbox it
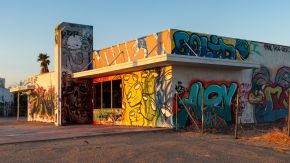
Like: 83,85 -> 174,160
0,0 -> 290,87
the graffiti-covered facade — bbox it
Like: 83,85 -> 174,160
27,72 -> 57,122
55,23 -> 94,125
25,23 -> 289,128
92,66 -> 173,127
170,30 -> 289,127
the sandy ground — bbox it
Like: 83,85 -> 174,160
0,118 -> 289,162
0,131 -> 289,162
0,117 -> 167,144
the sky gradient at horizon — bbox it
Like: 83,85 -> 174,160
0,0 -> 290,87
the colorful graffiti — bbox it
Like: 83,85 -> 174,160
57,23 -> 94,124
61,72 -> 92,124
239,83 -> 254,123
172,30 -> 250,60
92,30 -> 171,69
60,26 -> 93,72
28,86 -> 56,122
155,66 -> 173,126
174,80 -> 238,128
122,67 -> 173,127
93,109 -> 122,125
239,83 -> 251,110
93,66 -> 173,127
249,66 -> 289,123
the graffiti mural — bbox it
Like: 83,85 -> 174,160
61,72 -> 92,124
92,66 -> 173,127
92,30 -> 171,69
61,27 -> 93,72
56,23 -> 93,124
239,83 -> 254,123
155,66 -> 173,126
172,30 -> 250,60
28,86 -> 56,122
249,66 -> 289,123
93,109 -> 122,125
122,66 -> 173,127
174,80 -> 238,128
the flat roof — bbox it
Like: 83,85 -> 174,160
93,29 -> 290,53
73,54 -> 260,79
10,85 -> 35,93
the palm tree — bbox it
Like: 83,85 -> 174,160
37,53 -> 50,74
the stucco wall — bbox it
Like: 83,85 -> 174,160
55,22 -> 94,125
93,66 -> 173,127
92,30 -> 172,69
170,29 -> 251,61
242,42 -> 290,123
170,35 -> 289,125
172,65 -> 242,128
50,23 -> 289,126
27,72 -> 57,123
90,28 -> 289,126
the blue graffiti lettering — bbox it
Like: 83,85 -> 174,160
175,81 -> 238,128
172,31 -> 250,60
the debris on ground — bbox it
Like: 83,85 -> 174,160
248,128 -> 289,145
242,127 -> 290,153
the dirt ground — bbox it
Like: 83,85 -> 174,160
0,118 -> 289,163
0,131 -> 289,163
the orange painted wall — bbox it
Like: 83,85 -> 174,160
92,30 -> 172,69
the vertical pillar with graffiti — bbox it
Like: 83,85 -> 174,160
55,22 -> 93,125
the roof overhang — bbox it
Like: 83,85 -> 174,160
73,54 -> 260,79
10,85 -> 35,93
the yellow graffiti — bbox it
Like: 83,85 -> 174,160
249,85 -> 288,110
248,92 -> 264,104
121,70 -> 157,126
93,66 -> 173,127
